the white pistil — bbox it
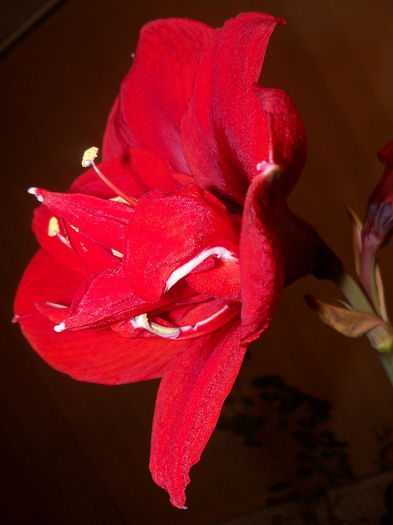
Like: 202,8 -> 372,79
165,247 -> 237,292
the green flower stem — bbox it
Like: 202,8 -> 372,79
335,271 -> 393,386
334,271 -> 374,313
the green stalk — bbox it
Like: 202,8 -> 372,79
334,271 -> 374,313
335,271 -> 393,386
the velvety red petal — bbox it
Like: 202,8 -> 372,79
125,185 -> 239,303
185,257 -> 241,302
255,86 -> 306,197
31,188 -> 132,253
239,174 -> 284,344
150,319 -> 242,508
63,222 -> 121,273
32,204 -> 122,274
103,18 -> 214,172
60,267 -> 195,331
14,250 -> 186,384
182,13 -> 303,204
59,267 -> 145,330
32,205 -> 86,273
129,149 -> 193,192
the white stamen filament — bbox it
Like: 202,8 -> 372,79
182,304 -> 230,332
45,302 -> 68,309
165,247 -> 237,292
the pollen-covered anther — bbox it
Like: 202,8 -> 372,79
111,248 -> 124,258
81,146 -> 99,168
109,196 -> 132,206
131,314 -> 180,338
131,304 -> 240,341
48,217 -> 60,237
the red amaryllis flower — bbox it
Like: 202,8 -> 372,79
14,13 -> 335,508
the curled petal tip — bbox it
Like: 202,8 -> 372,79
27,187 -> 43,202
53,322 -> 65,333
256,161 -> 281,176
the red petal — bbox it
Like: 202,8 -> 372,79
125,185 -> 239,302
185,257 -> 241,302
63,222 -> 121,273
103,18 -> 214,172
255,86 -> 306,197
240,174 -> 284,344
182,13 -> 304,204
14,250 -> 186,384
129,148 -> 193,192
32,205 -> 86,273
60,267 -> 195,331
32,204 -> 122,274
61,267 -> 145,330
31,188 -> 132,253
150,319 -> 242,508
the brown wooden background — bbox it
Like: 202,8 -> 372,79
2,0 -> 393,523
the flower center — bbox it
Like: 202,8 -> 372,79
130,247 -> 239,339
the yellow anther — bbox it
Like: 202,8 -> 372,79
142,314 -> 180,337
48,217 -> 60,237
109,196 -> 132,206
111,248 -> 124,258
82,147 -> 99,168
